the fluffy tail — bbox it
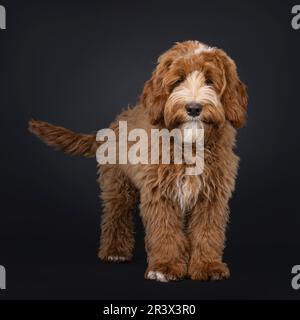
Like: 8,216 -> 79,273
28,119 -> 98,158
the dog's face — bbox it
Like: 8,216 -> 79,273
141,41 -> 248,138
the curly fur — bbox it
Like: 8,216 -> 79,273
29,40 -> 248,282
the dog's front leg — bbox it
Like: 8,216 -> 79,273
140,194 -> 188,282
187,200 -> 230,281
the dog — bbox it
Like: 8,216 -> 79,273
29,40 -> 248,282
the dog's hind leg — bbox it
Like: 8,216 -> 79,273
98,166 -> 138,262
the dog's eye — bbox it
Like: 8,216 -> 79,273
205,79 -> 213,85
173,76 -> 185,87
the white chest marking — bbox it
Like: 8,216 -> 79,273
176,175 -> 201,213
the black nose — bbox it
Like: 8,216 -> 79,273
185,103 -> 202,117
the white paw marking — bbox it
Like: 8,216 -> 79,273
107,256 -> 127,262
147,271 -> 168,282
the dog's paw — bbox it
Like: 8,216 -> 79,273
107,256 -> 128,262
188,261 -> 230,281
99,253 -> 131,263
146,271 -> 169,282
145,262 -> 187,282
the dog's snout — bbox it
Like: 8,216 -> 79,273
185,103 -> 202,117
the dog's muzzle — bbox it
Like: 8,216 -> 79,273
185,102 -> 202,117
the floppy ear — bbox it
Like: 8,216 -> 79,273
140,51 -> 176,125
141,42 -> 194,125
219,51 -> 248,128
140,66 -> 168,125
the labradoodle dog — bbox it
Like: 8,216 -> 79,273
29,40 -> 248,282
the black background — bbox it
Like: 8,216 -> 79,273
0,0 -> 299,300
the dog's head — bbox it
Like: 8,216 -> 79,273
141,41 -> 248,135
